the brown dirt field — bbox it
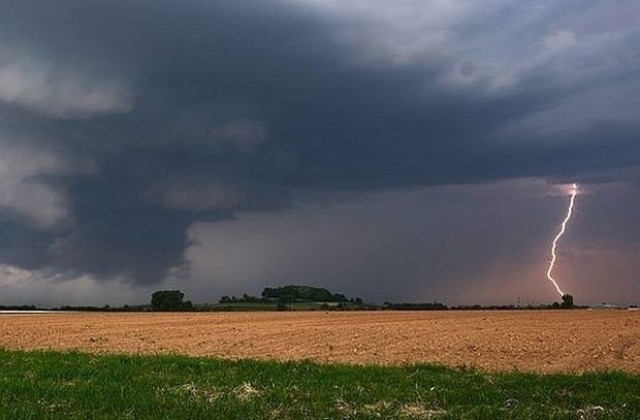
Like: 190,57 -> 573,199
1,310 -> 639,373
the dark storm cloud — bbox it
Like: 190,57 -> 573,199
0,0 -> 639,285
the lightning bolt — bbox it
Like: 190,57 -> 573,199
545,183 -> 578,297
547,184 -> 578,296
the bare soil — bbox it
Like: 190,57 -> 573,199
1,310 -> 639,373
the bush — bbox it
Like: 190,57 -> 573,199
151,290 -> 193,311
561,294 -> 574,309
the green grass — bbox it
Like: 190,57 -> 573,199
0,349 -> 638,419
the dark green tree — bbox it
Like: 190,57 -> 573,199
151,290 -> 193,311
261,285 -> 349,302
561,294 -> 574,309
276,301 -> 289,311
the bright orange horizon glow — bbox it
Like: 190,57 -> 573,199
545,183 -> 578,297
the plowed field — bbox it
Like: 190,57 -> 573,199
1,310 -> 638,373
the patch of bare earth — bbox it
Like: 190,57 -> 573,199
1,310 -> 639,373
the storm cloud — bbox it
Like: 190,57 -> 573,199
0,0 -> 639,305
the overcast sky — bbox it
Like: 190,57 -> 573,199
1,0 -> 639,307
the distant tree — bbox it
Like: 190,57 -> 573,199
561,294 -> 574,309
151,290 -> 192,311
276,299 -> 289,311
261,285 -> 350,302
331,293 -> 348,302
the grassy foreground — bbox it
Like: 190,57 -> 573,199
0,350 -> 638,419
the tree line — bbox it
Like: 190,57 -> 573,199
1,290 -> 581,312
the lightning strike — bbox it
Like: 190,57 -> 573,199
545,183 -> 578,297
